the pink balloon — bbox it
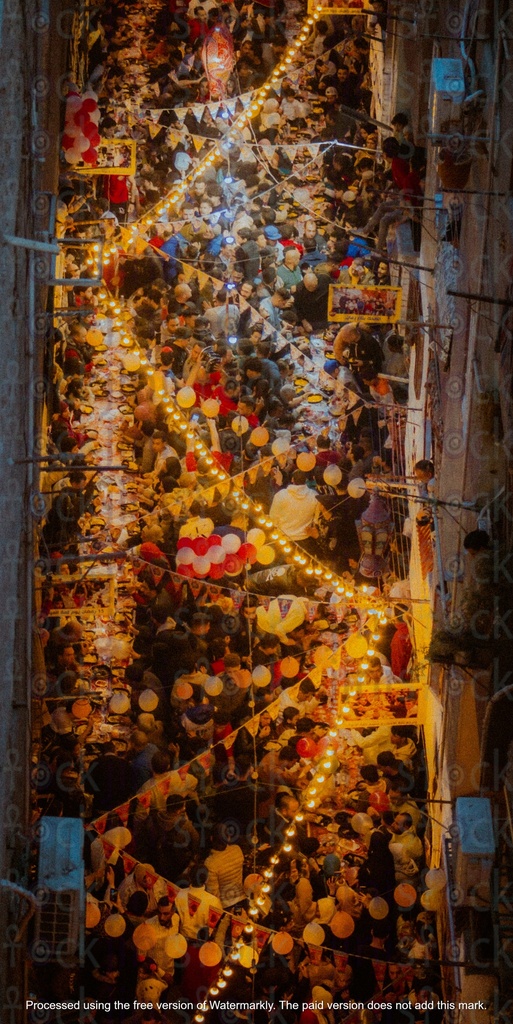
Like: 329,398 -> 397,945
193,556 -> 211,577
64,148 -> 82,164
77,135 -> 92,153
66,95 -> 82,112
89,109 -> 101,125
176,547 -> 195,565
209,545 -> 226,565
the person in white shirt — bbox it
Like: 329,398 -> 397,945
174,883 -> 223,940
270,470 -> 323,542
146,897 -> 180,983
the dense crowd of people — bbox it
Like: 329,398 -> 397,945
30,1 -> 452,1023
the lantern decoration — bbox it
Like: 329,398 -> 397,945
231,415 -> 249,436
164,933 -> 188,958
104,913 -> 126,937
250,426 -> 269,446
109,691 -> 130,715
312,644 -> 332,667
425,868 -> 447,891
175,681 -> 194,700
199,941 -> 223,966
104,827 -> 132,849
344,633 -> 368,659
303,923 -> 325,946
394,883 -> 417,908
139,689 -> 159,712
329,911 -> 355,939
252,665 -> 271,688
350,812 -> 373,834
247,528 -> 266,549
256,544 -> 275,565
71,698 -> 92,719
347,477 -> 367,499
280,656 -> 300,678
133,923 -> 158,951
85,900 -> 101,929
296,737 -> 318,758
239,944 -> 259,968
356,493 -> 394,579
123,351 -> 141,374
297,452 -> 316,472
271,437 -> 290,456
323,464 -> 342,486
86,328 -> 104,348
202,22 -> 235,99
420,888 -> 442,911
202,398 -> 220,419
368,897 -> 389,920
204,675 -> 224,696
176,386 -> 196,409
272,932 -> 294,955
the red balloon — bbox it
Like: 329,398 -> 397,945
82,120 -> 97,139
177,537 -> 192,549
81,98 -> 98,113
208,562 -> 225,579
194,537 -> 210,557
296,737 -> 318,758
74,110 -> 92,128
207,535 -> 222,548
62,133 -> 77,150
89,131 -> 101,147
177,564 -> 196,578
82,146 -> 98,165
238,542 -> 257,564
369,790 -> 390,812
224,554 -> 243,576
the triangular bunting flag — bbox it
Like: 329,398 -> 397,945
148,123 -> 163,139
187,893 -> 202,916
101,839 -> 116,861
158,776 -> 172,799
177,764 -> 190,781
197,751 -> 213,772
207,906 -> 223,929
254,928 -> 270,951
117,802 -> 130,825
122,853 -> 137,875
307,944 -> 323,964
137,790 -> 152,809
231,920 -> 245,940
94,815 -> 108,835
167,883 -> 179,904
333,951 -> 349,972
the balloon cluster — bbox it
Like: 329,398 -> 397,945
62,89 -> 101,166
176,528 -> 268,580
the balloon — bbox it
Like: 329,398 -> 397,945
323,854 -> 341,877
330,911 -> 355,939
139,689 -> 159,712
64,147 -> 82,164
243,873 -> 263,895
369,897 -> 389,920
66,95 -> 82,112
369,790 -> 390,812
209,545 -> 227,564
175,681 -> 193,700
234,668 -> 252,689
62,132 -> 78,149
81,98 -> 98,113
199,941 -> 222,966
123,351 -> 141,372
323,464 -> 342,486
82,145 -> 99,165
239,944 -> 259,968
425,868 -> 447,891
351,813 -> 373,834
231,415 -> 249,435
256,544 -> 275,565
134,402 -> 156,424
280,656 -> 300,678
344,633 -> 368,659
176,547 -> 195,565
252,665 -> 271,687
204,675 -> 223,696
347,477 -> 366,499
224,554 -> 243,576
201,398 -> 220,418
238,542 -> 257,564
109,692 -> 130,715
207,534 -> 222,548
71,698 -> 92,719
104,913 -> 126,937
192,556 -> 212,577
272,437 -> 290,456
297,452 -> 316,472
104,827 -> 132,849
90,108 -> 101,125
420,889 -> 441,911
296,737 -> 318,758
133,923 -> 158,951
272,932 -> 294,955
85,901 -> 101,929
312,645 -> 332,667
247,528 -> 266,549
220,533 -> 241,553
86,329 -> 104,347
176,386 -> 196,408
177,563 -> 196,578
164,933 -> 188,958
250,426 -> 269,446
394,883 -> 417,908
303,923 -> 325,946
208,563 -> 226,579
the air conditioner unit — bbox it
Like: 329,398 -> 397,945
453,797 -> 495,906
34,817 -> 84,963
429,58 -> 465,136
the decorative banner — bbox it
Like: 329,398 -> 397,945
338,684 -> 420,727
255,927 -> 270,951
101,839 -> 116,862
117,802 -> 130,825
208,906 -> 224,929
328,285 -> 402,324
122,853 -> 137,875
76,138 -> 137,175
333,951 -> 349,972
231,919 -> 245,940
167,884 -> 179,904
307,944 -> 323,964
95,815 -> 108,835
137,790 -> 152,809
202,24 -> 235,99
187,893 -> 202,916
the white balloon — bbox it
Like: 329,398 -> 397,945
221,533 -> 241,553
231,415 -> 249,436
347,477 -> 367,499
209,545 -> 227,564
192,556 -> 211,576
252,665 -> 271,687
204,676 -> 223,696
176,546 -> 195,565
247,528 -> 266,550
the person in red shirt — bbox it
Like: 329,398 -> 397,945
102,174 -> 129,222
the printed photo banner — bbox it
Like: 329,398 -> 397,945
76,139 -> 137,175
328,284 -> 403,324
337,685 -> 420,727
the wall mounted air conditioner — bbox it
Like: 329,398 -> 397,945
429,58 -> 465,137
453,797 -> 495,906
34,817 -> 84,963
